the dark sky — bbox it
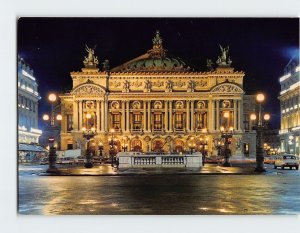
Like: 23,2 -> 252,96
17,18 -> 299,129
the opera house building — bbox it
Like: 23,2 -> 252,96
59,31 -> 255,157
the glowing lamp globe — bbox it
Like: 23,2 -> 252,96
250,113 -> 257,121
256,93 -> 265,102
48,93 -> 57,102
56,114 -> 62,121
86,113 -> 91,119
263,114 -> 270,121
43,114 -> 49,121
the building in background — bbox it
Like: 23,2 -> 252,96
279,54 -> 300,155
18,55 -> 45,161
59,31 -> 255,157
241,95 -> 257,157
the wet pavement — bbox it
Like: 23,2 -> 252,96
18,164 -> 300,215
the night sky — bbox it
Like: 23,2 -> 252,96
17,18 -> 299,129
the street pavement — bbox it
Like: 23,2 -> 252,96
18,163 -> 300,215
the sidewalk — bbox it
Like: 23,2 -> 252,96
39,163 -> 262,176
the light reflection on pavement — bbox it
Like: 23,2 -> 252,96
18,164 -> 300,215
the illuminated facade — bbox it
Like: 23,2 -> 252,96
60,31 -> 248,156
18,55 -> 42,144
279,55 -> 300,155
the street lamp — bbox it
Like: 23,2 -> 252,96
220,111 -> 233,167
122,144 -> 128,152
98,142 -> 104,158
82,126 -> 96,168
250,93 -> 271,172
121,137 -> 128,152
43,93 -> 61,173
220,125 -> 233,167
109,129 -> 117,166
188,137 -> 196,154
199,137 -> 208,156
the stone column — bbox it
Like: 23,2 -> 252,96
191,100 -> 194,132
126,101 -> 130,132
73,100 -> 78,131
208,98 -> 212,131
96,100 -> 100,132
186,100 -> 190,131
78,100 -> 83,130
143,101 -> 147,132
216,100 -> 220,130
233,100 -> 237,130
238,99 -> 242,131
122,101 -> 125,132
169,100 -> 173,132
104,98 -> 108,132
147,101 -> 151,132
101,100 -> 105,132
164,101 -> 168,131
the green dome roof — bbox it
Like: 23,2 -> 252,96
111,30 -> 191,72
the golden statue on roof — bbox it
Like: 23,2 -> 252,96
83,45 -> 99,68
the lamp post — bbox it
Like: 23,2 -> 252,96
220,125 -> 234,167
98,142 -> 104,159
122,137 -> 128,152
82,126 -> 96,168
199,137 -> 208,156
122,144 -> 128,152
220,110 -> 234,167
250,93 -> 270,172
188,137 -> 196,154
43,93 -> 61,173
109,129 -> 117,166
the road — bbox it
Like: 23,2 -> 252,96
18,164 -> 300,215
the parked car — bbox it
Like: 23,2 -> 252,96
274,155 -> 299,170
264,156 -> 277,164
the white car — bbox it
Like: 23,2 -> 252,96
274,155 -> 299,170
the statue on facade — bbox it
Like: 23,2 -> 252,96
103,59 -> 110,71
165,80 -> 173,92
216,44 -> 232,67
83,45 -> 99,68
187,80 -> 195,92
144,80 -> 152,92
122,80 -> 130,92
206,59 -> 214,71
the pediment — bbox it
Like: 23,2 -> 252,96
210,83 -> 244,94
71,83 -> 106,96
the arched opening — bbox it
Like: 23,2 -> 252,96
174,139 -> 184,153
131,139 -> 142,152
152,139 -> 164,153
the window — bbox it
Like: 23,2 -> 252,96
196,112 -> 207,129
133,113 -> 142,130
67,144 -> 73,150
154,113 -> 162,130
175,113 -> 183,130
67,115 -> 73,132
112,113 -> 121,130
